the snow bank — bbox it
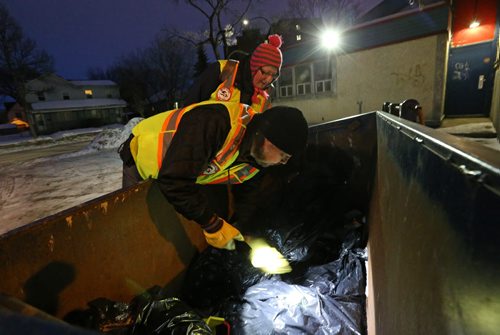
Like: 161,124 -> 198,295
57,118 -> 143,159
86,117 -> 143,151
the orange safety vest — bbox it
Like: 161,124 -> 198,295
210,59 -> 271,113
131,100 -> 260,184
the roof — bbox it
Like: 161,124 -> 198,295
357,0 -> 444,24
31,98 -> 127,112
282,2 -> 449,66
70,80 -> 117,86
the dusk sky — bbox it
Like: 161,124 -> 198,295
2,0 -> 289,80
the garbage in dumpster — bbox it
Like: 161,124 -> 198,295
131,297 -> 212,335
65,292 -> 222,335
180,244 -> 268,315
219,230 -> 367,335
64,297 -> 133,333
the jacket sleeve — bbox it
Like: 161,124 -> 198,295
155,104 -> 230,226
182,62 -> 222,107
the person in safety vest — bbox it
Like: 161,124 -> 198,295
118,102 -> 308,250
182,35 -> 283,113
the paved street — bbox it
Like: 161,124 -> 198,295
0,140 -> 91,167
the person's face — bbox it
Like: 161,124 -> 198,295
252,65 -> 279,90
251,135 -> 291,167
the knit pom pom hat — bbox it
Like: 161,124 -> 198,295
250,34 -> 283,75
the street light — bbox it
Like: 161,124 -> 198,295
242,16 -> 272,36
320,28 -> 342,50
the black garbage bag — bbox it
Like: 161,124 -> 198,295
181,245 -> 269,315
63,297 -> 133,334
301,230 -> 367,297
131,297 -> 211,335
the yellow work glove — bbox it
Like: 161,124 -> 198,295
203,219 -> 244,250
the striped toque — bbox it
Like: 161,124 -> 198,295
250,34 -> 283,74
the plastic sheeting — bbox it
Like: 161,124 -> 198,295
232,232 -> 366,335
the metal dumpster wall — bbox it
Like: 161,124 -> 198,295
308,112 -> 378,220
368,112 -> 500,335
0,181 -> 207,319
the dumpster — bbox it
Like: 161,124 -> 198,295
1,111 -> 499,334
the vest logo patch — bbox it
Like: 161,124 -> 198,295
217,88 -> 231,101
204,163 -> 218,175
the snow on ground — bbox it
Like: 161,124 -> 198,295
0,119 -> 142,234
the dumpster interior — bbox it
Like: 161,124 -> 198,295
1,111 -> 499,334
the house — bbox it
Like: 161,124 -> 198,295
271,0 -> 499,132
24,74 -> 127,135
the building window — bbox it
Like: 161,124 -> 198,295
63,93 -> 70,100
37,92 -> 45,101
280,86 -> 293,97
85,89 -> 93,98
316,80 -> 332,93
313,59 -> 336,94
297,83 -> 311,95
278,67 -> 293,98
295,64 -> 311,95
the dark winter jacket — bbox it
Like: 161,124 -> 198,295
182,56 -> 255,107
155,103 -> 261,227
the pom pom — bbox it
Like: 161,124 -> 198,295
267,34 -> 282,48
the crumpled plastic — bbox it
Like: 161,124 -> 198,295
181,245 -> 268,315
229,231 -> 367,335
131,297 -> 212,335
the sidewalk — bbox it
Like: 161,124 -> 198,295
438,117 -> 497,138
436,117 -> 499,152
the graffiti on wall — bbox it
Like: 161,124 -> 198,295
391,64 -> 426,88
451,61 -> 470,81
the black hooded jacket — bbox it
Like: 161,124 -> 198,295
156,103 -> 262,227
182,56 -> 255,107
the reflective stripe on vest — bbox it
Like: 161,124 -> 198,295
132,101 -> 259,185
210,59 -> 270,113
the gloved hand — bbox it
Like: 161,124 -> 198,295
203,218 -> 244,250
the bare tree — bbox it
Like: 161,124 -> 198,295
106,33 -> 195,117
173,0 -> 257,59
145,33 -> 196,108
0,3 -> 53,135
107,50 -> 153,117
194,44 -> 209,77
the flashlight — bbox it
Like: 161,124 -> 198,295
245,238 -> 291,274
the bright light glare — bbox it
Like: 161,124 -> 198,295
248,239 -> 291,274
321,29 -> 341,50
469,20 -> 480,29
243,19 -> 249,26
